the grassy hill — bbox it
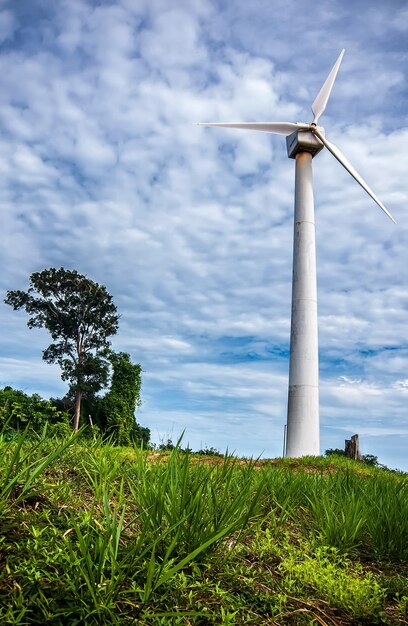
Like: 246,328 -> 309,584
1,428 -> 407,625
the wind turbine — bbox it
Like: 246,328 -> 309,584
196,50 -> 396,458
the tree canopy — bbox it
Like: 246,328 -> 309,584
5,267 -> 119,431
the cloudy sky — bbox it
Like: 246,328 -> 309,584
0,0 -> 407,469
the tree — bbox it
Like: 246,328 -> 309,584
325,448 -> 345,457
97,352 -> 149,446
361,454 -> 379,467
5,268 -> 119,432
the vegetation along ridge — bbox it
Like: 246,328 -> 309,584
0,427 -> 407,625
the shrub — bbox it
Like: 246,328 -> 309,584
0,386 -> 69,432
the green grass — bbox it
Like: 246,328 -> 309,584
0,428 -> 407,624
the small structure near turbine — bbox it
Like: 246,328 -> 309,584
196,50 -> 396,457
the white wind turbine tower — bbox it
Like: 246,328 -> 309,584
196,50 -> 396,458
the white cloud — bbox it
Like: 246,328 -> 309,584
139,8 -> 209,69
0,0 -> 407,469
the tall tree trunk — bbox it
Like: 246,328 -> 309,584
73,389 -> 82,432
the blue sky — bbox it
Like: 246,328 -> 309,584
0,0 -> 407,469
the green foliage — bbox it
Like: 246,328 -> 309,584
0,436 -> 406,625
325,447 -> 345,457
158,438 -> 175,451
397,594 -> 408,620
156,439 -> 222,456
124,445 -> 265,558
197,445 -> 223,457
0,424 -> 78,517
0,432 -> 267,623
96,352 -> 149,446
306,474 -> 367,553
362,453 -> 379,466
0,386 -> 69,432
5,267 -> 119,430
262,463 -> 408,561
363,474 -> 408,560
326,447 -> 381,467
279,545 -> 387,620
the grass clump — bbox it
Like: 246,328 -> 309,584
279,545 -> 387,620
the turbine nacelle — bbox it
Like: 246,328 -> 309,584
286,127 -> 325,159
196,49 -> 396,224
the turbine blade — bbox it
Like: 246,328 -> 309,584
311,49 -> 345,124
194,122 -> 310,135
313,128 -> 396,224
